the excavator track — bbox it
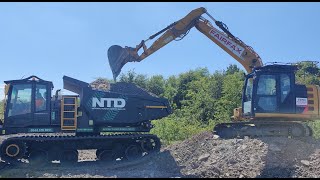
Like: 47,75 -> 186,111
213,121 -> 312,139
0,133 -> 161,166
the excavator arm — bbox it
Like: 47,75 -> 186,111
108,7 -> 263,80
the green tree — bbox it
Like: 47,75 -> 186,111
0,99 -> 4,121
295,61 -> 320,85
119,69 -> 136,83
215,71 -> 244,122
225,64 -> 240,75
162,75 -> 178,109
182,76 -> 216,124
119,69 -> 148,88
174,68 -> 210,108
147,75 -> 165,96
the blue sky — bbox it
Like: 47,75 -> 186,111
0,2 -> 320,99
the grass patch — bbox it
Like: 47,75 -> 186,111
150,116 -> 216,146
308,120 -> 320,139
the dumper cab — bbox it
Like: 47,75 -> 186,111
1,76 -> 54,134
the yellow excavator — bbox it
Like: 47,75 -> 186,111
107,7 -> 320,138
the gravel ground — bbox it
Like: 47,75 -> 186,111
1,132 -> 320,178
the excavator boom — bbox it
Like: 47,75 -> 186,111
108,7 -> 207,80
107,7 -> 262,80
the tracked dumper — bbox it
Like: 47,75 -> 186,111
0,75 -> 171,165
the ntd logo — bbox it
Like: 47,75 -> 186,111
92,98 -> 126,110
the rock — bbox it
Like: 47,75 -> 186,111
241,145 -> 247,150
227,158 -> 237,165
268,143 -> 281,152
212,135 -> 220,139
239,174 -> 244,178
198,154 -> 210,162
191,162 -> 200,169
301,160 -> 310,166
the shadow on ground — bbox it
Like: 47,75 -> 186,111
0,150 -> 183,178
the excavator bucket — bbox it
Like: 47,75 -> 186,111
108,45 -> 137,81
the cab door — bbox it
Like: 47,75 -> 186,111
253,73 -> 295,114
5,83 -> 33,128
254,74 -> 278,113
33,83 -> 51,126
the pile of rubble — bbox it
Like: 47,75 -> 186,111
160,132 -> 320,178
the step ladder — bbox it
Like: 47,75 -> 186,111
61,96 -> 78,130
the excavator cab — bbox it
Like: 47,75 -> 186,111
215,64 -> 314,138
2,76 -> 53,130
241,64 -> 305,119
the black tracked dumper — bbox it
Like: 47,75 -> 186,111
0,75 -> 172,165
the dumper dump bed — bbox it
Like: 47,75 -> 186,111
63,76 -> 172,128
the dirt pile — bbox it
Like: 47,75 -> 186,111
90,80 -> 158,97
162,132 -> 268,178
1,132 -> 320,178
90,78 -> 110,91
161,131 -> 320,178
294,149 -> 320,178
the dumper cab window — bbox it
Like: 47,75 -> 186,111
36,84 -> 47,112
8,84 -> 32,117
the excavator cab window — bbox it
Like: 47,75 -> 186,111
243,75 -> 253,116
255,75 -> 277,112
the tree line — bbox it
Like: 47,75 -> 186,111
0,61 -> 319,144
90,61 -> 320,144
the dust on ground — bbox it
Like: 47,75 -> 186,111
1,131 -> 320,178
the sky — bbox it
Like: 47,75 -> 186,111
0,2 -> 320,99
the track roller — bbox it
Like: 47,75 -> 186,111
60,150 -> 78,164
28,149 -> 49,166
0,140 -> 27,165
96,149 -> 115,162
141,137 -> 160,154
124,144 -> 143,161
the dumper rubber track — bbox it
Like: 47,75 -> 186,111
213,121 -> 312,139
0,133 -> 160,166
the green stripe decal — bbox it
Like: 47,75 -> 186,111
101,127 -> 136,131
76,128 -> 93,132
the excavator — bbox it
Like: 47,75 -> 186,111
107,7 -> 320,138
